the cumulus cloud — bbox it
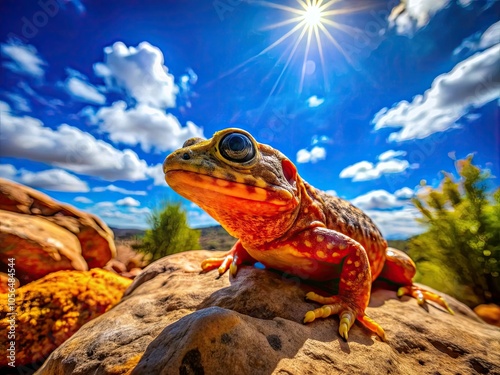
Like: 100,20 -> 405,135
0,163 -> 89,192
0,164 -> 17,179
64,73 -> 106,105
94,41 -> 178,109
325,190 -> 337,197
389,0 -> 451,36
3,92 -> 31,112
306,95 -> 324,107
296,146 -> 326,164
339,158 -> 414,182
74,196 -> 93,204
1,42 -> 46,77
116,197 -> 141,207
454,20 -> 500,56
18,169 -> 89,192
366,207 -> 423,239
378,150 -> 407,161
394,187 -> 415,199
94,101 -> 204,152
147,164 -> 167,186
0,101 -> 150,181
373,45 -> 500,142
92,184 -> 147,196
350,189 -> 408,210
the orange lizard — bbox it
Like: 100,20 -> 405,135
163,128 -> 453,341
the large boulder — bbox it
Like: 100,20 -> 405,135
0,269 -> 132,370
0,211 -> 88,283
0,178 -> 116,279
37,251 -> 500,375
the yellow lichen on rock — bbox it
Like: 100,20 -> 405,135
0,268 -> 132,368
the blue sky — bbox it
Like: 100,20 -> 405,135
0,0 -> 499,239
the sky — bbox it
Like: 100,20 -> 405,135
0,0 -> 499,239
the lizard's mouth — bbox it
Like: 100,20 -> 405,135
165,170 -> 293,206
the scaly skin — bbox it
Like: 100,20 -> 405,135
163,128 -> 453,341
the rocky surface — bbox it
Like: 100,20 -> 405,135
37,250 -> 500,375
0,211 -> 88,283
0,269 -> 132,370
0,179 -> 116,281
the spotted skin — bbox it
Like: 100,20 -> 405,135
163,128 -> 453,341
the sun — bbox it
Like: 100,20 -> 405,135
217,0 -> 371,99
303,4 -> 322,27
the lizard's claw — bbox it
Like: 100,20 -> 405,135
304,292 -> 386,341
398,285 -> 454,315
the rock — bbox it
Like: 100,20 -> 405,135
0,178 -> 116,276
37,251 -> 500,375
0,272 -> 19,293
475,304 -> 500,327
0,269 -> 132,370
0,211 -> 88,283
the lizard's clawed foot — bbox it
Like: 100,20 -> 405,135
201,252 -> 240,276
304,292 -> 386,341
398,285 -> 454,315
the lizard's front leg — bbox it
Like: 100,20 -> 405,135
288,227 -> 386,341
201,240 -> 256,276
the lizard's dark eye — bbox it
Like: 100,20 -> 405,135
219,133 -> 255,163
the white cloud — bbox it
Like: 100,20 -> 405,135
0,101 -> 150,181
18,169 -> 89,192
378,150 -> 407,161
325,190 -> 337,197
306,95 -> 324,107
373,45 -> 500,142
389,0 -> 451,36
366,207 -> 423,239
339,158 -> 413,182
147,163 -> 167,186
3,93 -> 31,112
129,207 -> 151,215
188,209 -> 218,228
0,164 -> 17,179
94,101 -> 204,152
92,184 -> 147,195
1,42 -> 46,77
351,190 -> 407,210
94,41 -> 178,109
116,197 -> 141,207
479,21 -> 500,50
64,75 -> 106,105
296,146 -> 326,164
394,187 -> 415,199
95,201 -> 115,209
74,196 -> 93,204
453,20 -> 500,56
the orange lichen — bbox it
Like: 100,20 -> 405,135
0,268 -> 132,368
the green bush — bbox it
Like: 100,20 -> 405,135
133,201 -> 201,261
409,156 -> 500,307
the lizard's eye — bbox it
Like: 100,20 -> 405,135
219,132 -> 255,163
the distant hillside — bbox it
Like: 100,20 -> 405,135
198,226 -> 237,250
111,227 -> 145,239
112,225 -> 408,252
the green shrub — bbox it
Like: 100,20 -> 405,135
133,201 -> 200,261
409,156 -> 500,306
